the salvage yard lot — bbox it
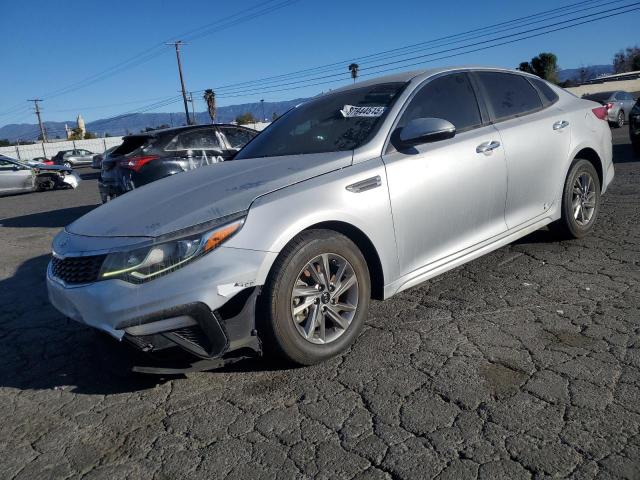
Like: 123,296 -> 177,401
0,129 -> 638,479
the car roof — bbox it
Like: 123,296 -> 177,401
125,123 -> 256,139
323,65 -> 542,95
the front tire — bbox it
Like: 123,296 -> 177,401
259,230 -> 370,365
551,159 -> 601,239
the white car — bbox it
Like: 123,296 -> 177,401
47,67 -> 613,370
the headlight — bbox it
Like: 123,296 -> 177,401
99,218 -> 244,283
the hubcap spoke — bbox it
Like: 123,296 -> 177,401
293,285 -> 321,297
334,302 -> 356,312
334,274 -> 356,299
325,306 -> 349,330
293,295 -> 318,317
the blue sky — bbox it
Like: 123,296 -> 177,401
1,0 -> 638,127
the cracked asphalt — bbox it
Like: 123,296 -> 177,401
0,128 -> 639,479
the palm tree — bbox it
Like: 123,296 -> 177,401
203,89 -> 216,124
348,63 -> 359,83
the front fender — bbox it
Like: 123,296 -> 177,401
225,157 -> 400,288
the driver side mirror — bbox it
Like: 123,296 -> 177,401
395,118 -> 456,149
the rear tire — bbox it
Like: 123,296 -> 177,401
258,229 -> 370,365
550,159 -> 601,239
616,111 -> 625,128
63,161 -> 72,168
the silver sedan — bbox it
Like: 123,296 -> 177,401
47,67 -> 614,368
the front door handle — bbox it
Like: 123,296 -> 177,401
553,120 -> 570,130
476,140 -> 501,155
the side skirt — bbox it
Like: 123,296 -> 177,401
385,215 -> 554,298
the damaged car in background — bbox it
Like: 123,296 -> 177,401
98,124 -> 257,203
0,155 -> 80,196
47,67 -> 613,372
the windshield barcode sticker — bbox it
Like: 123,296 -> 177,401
340,105 -> 386,118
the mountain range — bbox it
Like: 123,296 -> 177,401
0,98 -> 308,142
0,64 -> 618,141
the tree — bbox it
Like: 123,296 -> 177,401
67,127 -> 84,141
348,63 -> 359,83
203,89 -> 216,124
0,139 -> 10,147
235,112 -> 257,125
84,131 -> 96,139
517,62 -> 534,74
517,52 -> 559,83
613,46 -> 640,73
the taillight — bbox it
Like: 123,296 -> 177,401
119,155 -> 159,172
592,106 -> 608,120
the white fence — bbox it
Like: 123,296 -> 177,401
0,137 -> 124,162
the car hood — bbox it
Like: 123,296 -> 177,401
67,152 -> 352,238
35,164 -> 71,173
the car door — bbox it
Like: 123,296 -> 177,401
0,158 -> 34,194
382,72 -> 508,276
473,71 -> 571,229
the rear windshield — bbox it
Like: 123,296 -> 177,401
113,136 -> 151,156
235,82 -> 406,159
583,92 -> 614,102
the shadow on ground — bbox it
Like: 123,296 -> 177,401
0,205 -> 97,228
612,141 -> 638,164
0,255 -> 288,395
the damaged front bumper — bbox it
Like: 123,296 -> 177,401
47,243 -> 277,366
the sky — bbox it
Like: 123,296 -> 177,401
1,0 -> 638,127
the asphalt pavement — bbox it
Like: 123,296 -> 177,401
0,129 -> 639,479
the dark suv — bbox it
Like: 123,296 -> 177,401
98,124 -> 257,202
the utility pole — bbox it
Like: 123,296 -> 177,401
167,41 -> 191,125
188,92 -> 197,125
28,99 -> 47,142
260,99 -> 265,122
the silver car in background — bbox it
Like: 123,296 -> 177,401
47,67 -> 613,368
52,149 -> 95,168
582,90 -> 637,128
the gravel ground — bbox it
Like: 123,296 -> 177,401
0,129 -> 639,480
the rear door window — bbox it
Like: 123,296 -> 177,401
397,72 -> 483,132
219,127 -> 256,149
528,77 -> 559,106
476,72 -> 543,121
165,128 -> 221,151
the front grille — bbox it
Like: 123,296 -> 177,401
51,254 -> 106,284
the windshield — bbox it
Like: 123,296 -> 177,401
235,82 -> 406,159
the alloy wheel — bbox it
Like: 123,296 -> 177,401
290,253 -> 358,344
572,172 -> 596,226
618,111 -> 625,128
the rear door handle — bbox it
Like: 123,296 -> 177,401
476,141 -> 501,155
553,120 -> 570,130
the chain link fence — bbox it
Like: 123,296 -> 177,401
0,137 -> 124,162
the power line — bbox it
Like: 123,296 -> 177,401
31,0 -> 300,103
203,2 -> 640,99
200,0 -> 625,94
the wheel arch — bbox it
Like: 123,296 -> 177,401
573,147 -> 603,191
265,221 -> 386,301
